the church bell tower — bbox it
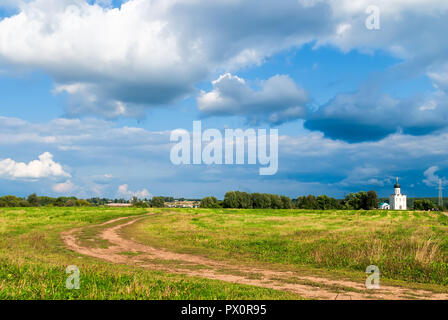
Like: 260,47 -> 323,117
394,178 -> 401,194
390,177 -> 407,210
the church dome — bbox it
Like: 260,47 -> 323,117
394,182 -> 400,188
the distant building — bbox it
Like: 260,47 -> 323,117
165,200 -> 199,208
106,203 -> 133,207
389,178 -> 407,210
379,202 -> 390,210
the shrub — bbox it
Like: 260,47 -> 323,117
134,201 -> 150,208
200,196 -> 220,208
151,197 -> 165,208
414,199 -> 436,210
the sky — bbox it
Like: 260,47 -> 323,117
0,0 -> 448,200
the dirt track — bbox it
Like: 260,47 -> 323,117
61,213 -> 448,300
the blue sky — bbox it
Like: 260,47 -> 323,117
0,0 -> 448,200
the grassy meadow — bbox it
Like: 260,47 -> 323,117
0,207 -> 299,299
125,208 -> 448,287
1,206 -> 448,299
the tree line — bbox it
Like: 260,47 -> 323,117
0,194 -> 91,207
0,194 -> 179,208
0,194 -> 169,208
413,199 -> 441,211
1,192 -> 444,210
132,196 -> 165,208
200,190 -> 379,210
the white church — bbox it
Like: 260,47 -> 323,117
389,178 -> 407,210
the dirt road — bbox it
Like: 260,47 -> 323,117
61,213 -> 448,300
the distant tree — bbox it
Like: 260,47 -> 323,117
200,196 -> 220,208
74,199 -> 92,207
27,193 -> 39,206
358,191 -> 369,210
0,195 -> 22,207
280,196 -> 292,209
295,195 -> 318,209
65,199 -> 76,207
134,201 -> 149,208
414,199 -> 436,211
19,199 -> 30,207
223,191 -> 239,208
316,195 -> 329,210
343,191 -> 377,210
236,191 -> 253,209
315,195 -> 334,210
269,194 -> 283,209
294,196 -> 305,209
251,193 -> 261,208
38,196 -> 56,206
151,197 -> 165,208
252,193 -> 271,209
366,190 -> 378,210
86,197 -> 109,206
344,192 -> 363,210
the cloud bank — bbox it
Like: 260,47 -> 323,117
0,152 -> 70,180
0,0 -> 334,118
198,73 -> 308,125
52,179 -> 76,193
117,184 -> 151,199
304,90 -> 448,142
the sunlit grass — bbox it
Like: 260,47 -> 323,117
0,207 -> 300,300
126,208 -> 448,286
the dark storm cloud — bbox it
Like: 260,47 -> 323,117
304,89 -> 448,142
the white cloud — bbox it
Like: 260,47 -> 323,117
0,116 -> 171,154
323,0 -> 448,57
1,0 -> 447,123
428,64 -> 448,93
2,114 -> 448,197
0,0 -> 334,118
198,73 -> 308,124
52,179 -> 76,193
135,189 -> 151,199
0,0 -> 204,117
423,166 -> 447,187
0,152 -> 70,180
337,166 -> 390,187
117,184 -> 151,199
117,184 -> 129,196
419,100 -> 437,111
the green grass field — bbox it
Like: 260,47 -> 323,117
125,208 -> 448,287
0,207 -> 299,299
1,207 -> 448,299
